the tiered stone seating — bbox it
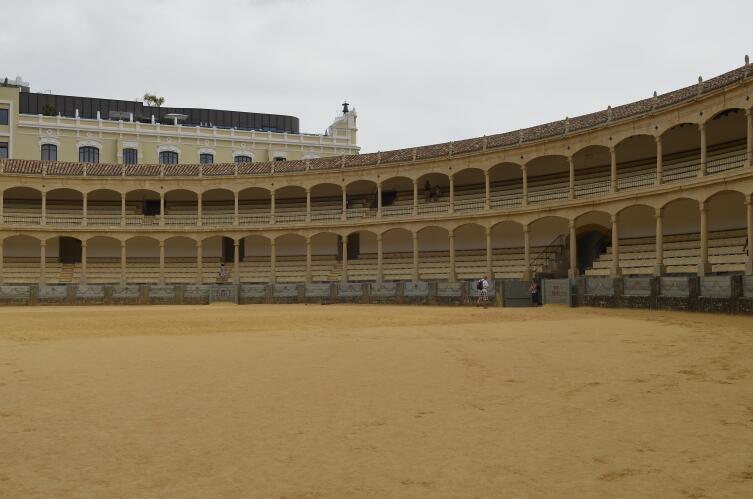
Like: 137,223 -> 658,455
585,228 -> 749,275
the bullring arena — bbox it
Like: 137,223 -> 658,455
2,60 -> 753,497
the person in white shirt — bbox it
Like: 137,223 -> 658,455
476,275 -> 489,308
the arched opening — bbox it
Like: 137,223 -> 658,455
309,183 -> 342,222
125,189 -> 161,225
345,180 -> 378,220
164,236 -> 197,283
199,236 -> 224,283
572,146 -> 611,199
275,186 -> 307,224
310,232 -> 340,282
164,189 -> 198,226
660,123 -> 701,183
87,189 -> 122,226
615,135 -> 657,190
607,205 -> 656,276
2,187 -> 42,225
454,223 -> 486,279
574,211 -> 612,276
528,216 -> 569,277
86,236 -> 122,284
241,235 -> 272,283
381,228 -> 413,281
705,108 -> 748,174
125,236 -> 160,284
706,190 -> 748,273
274,233 -> 307,283
346,230 -> 378,281
662,198 -> 700,274
526,155 -> 569,204
417,226 -> 449,280
416,173 -> 450,214
2,235 -> 46,283
238,187 -> 271,224
453,168 -> 485,213
202,189 -> 235,226
380,176 -> 414,217
46,188 -> 83,226
488,163 -> 523,209
490,221 -> 525,279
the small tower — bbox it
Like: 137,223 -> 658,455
328,100 -> 358,149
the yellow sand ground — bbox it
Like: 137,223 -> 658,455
1,304 -> 752,498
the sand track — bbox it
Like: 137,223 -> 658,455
1,305 -> 752,498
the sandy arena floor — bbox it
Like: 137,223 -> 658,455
1,304 -> 752,498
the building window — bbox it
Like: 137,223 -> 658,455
0,109 -> 8,125
200,153 -> 214,164
273,156 -> 287,162
234,155 -> 252,163
79,146 -> 99,163
0,142 -> 8,159
41,144 -> 57,161
159,151 -> 179,164
123,148 -> 138,165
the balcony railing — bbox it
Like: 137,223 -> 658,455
1,152 -> 748,230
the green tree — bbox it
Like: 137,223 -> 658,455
143,93 -> 165,122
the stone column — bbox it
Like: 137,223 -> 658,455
655,208 -> 665,276
484,170 -> 490,210
80,240 -> 87,285
270,190 -> 276,224
40,239 -> 46,285
568,220 -> 578,278
341,236 -> 348,283
197,192 -> 202,227
159,192 -> 165,227
0,238 -> 4,284
448,230 -> 456,282
412,179 -> 418,216
610,146 -> 617,193
0,191 -> 4,224
341,187 -> 347,221
305,189 -> 311,222
120,193 -> 126,227
233,191 -> 239,226
655,135 -> 663,185
522,226 -> 531,281
449,176 -> 455,213
521,165 -> 528,206
568,156 -> 575,199
305,236 -> 312,283
376,183 -> 382,218
270,239 -> 276,284
698,201 -> 711,275
485,226 -> 493,279
699,122 -> 707,177
747,108 -> 753,168
120,240 -> 127,286
158,240 -> 165,285
376,233 -> 383,283
196,239 -> 203,284
82,192 -> 88,227
233,240 -> 240,284
41,190 -> 47,225
610,214 -> 621,277
746,196 -> 753,275
412,232 -> 419,282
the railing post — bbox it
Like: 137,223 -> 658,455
655,135 -> 663,185
699,122 -> 707,177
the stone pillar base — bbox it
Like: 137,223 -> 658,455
653,264 -> 665,276
697,262 -> 713,276
610,266 -> 622,277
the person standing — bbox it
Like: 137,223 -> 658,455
529,280 -> 540,306
476,275 -> 489,308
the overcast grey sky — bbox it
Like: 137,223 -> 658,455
1,0 -> 751,152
